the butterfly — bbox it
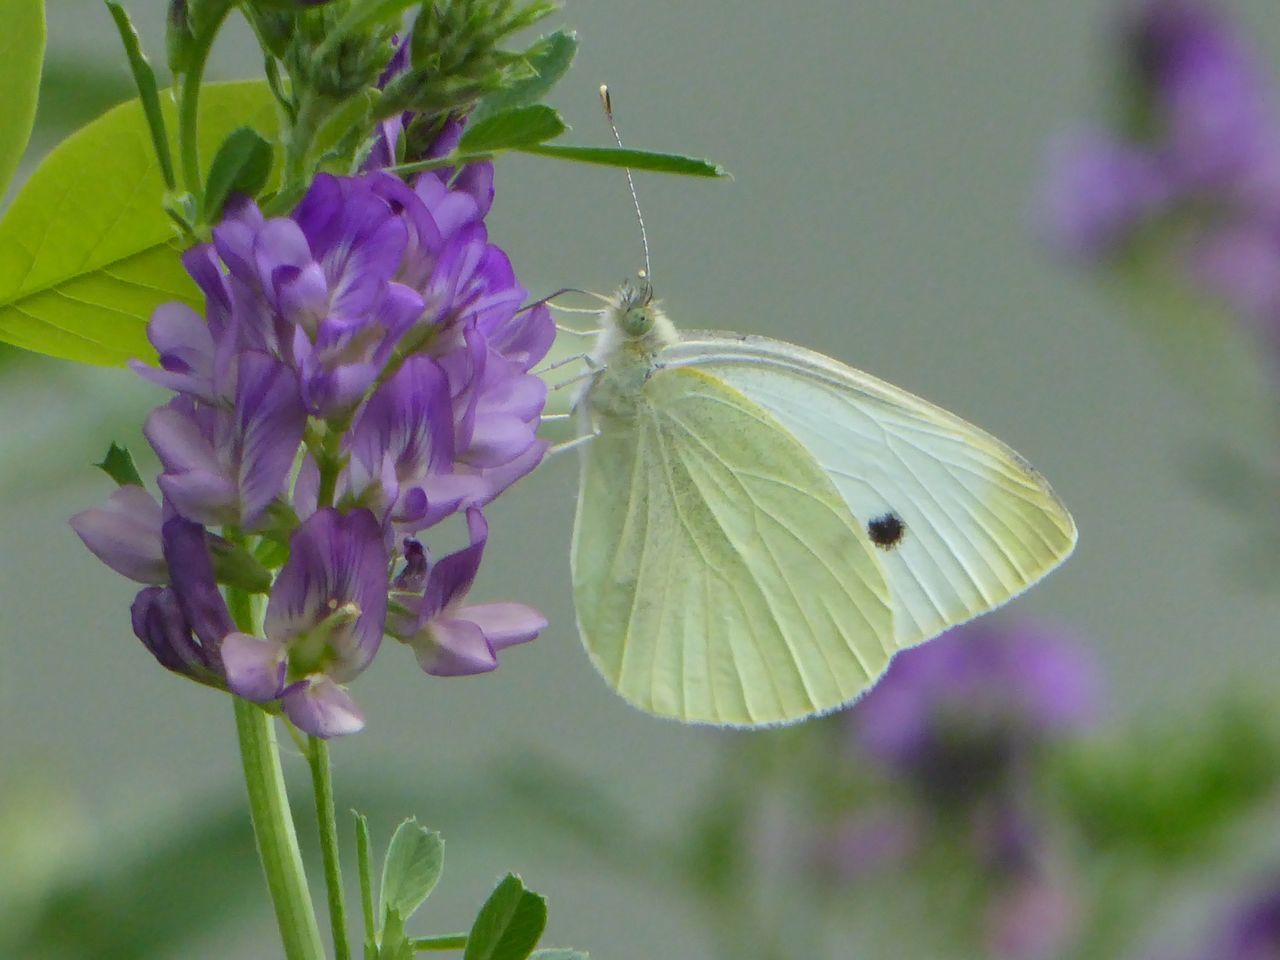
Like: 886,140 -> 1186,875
558,275 -> 1077,728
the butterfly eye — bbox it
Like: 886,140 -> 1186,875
620,306 -> 654,337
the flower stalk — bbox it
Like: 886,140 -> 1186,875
308,735 -> 352,960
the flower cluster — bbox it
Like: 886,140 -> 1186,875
819,619 -> 1102,960
1040,0 -> 1280,353
72,163 -> 552,737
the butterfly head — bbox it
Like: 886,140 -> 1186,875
609,274 -> 658,339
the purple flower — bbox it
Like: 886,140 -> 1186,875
222,508 -> 388,737
1124,0 -> 1280,192
851,618 -> 1102,802
77,123 -> 552,722
1037,129 -> 1169,261
1040,0 -> 1280,347
145,353 -> 306,528
984,873 -> 1078,960
386,508 -> 544,676
343,356 -> 483,532
1187,880 -> 1280,960
130,516 -> 233,688
71,486 -> 167,584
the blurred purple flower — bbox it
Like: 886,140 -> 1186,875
1040,0 -> 1280,344
1038,129 -> 1169,260
1186,879 -> 1280,960
851,618 -> 1102,802
984,873 -> 1079,960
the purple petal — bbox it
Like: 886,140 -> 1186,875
412,616 -> 497,676
131,303 -> 217,401
234,353 -> 306,526
265,508 -> 388,680
347,356 -> 454,499
222,631 -> 288,701
422,508 -> 487,619
458,602 -> 546,650
162,516 -> 233,657
282,676 -> 366,738
70,486 -> 167,584
130,586 -> 219,684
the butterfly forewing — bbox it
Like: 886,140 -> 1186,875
659,333 -> 1078,653
571,366 -> 894,726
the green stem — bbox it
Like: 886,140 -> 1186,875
283,94 -> 330,198
177,6 -> 232,198
228,586 -> 325,960
309,736 -> 352,960
413,934 -> 469,951
234,699 -> 326,960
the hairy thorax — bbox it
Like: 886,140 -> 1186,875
580,305 -> 679,421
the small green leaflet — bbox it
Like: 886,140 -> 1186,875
0,81 -> 278,366
519,144 -> 727,177
203,127 -> 274,223
0,0 -> 44,203
95,442 -> 143,487
458,105 -> 567,154
463,874 -> 547,960
379,819 -> 445,923
471,30 -> 578,124
104,0 -> 175,191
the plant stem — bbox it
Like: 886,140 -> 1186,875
235,699 -> 326,960
309,736 -> 352,960
228,586 -> 325,960
177,5 -> 232,199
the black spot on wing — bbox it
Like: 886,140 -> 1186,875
867,512 -> 906,550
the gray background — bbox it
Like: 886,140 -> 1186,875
6,1 -> 1280,957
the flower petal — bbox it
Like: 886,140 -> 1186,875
457,602 -> 546,650
70,486 -> 167,584
222,631 -> 288,701
411,616 -> 497,676
282,676 -> 366,738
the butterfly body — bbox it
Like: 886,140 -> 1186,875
569,280 -> 1076,727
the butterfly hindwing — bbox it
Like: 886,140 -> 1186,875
660,333 -> 1078,653
571,366 -> 894,726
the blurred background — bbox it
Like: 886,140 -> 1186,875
6,1 -> 1280,958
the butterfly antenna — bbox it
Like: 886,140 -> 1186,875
600,84 -> 651,284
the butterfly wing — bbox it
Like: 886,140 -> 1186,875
572,365 -> 894,726
659,333 -> 1077,652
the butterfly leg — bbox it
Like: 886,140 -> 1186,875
535,352 -> 591,376
555,322 -> 602,336
551,361 -> 606,392
545,429 -> 601,459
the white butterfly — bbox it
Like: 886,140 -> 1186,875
556,276 -> 1076,727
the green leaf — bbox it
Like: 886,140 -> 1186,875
0,81 -> 278,366
518,144 -> 727,178
471,30 -> 578,123
94,442 -> 143,487
459,106 -> 566,154
463,874 -> 547,960
0,0 -> 45,201
203,127 -> 273,223
104,0 -> 175,191
529,952 -> 589,960
380,819 -> 445,923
